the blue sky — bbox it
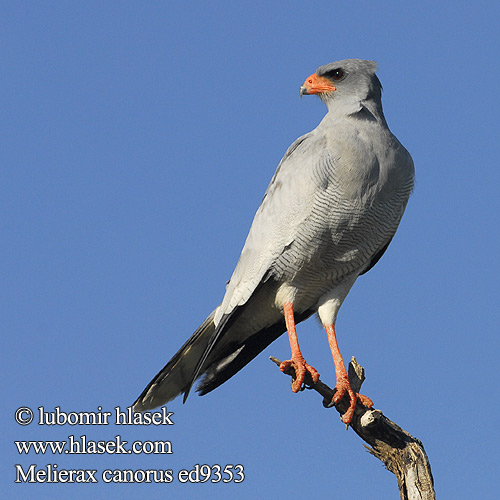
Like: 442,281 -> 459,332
2,1 -> 499,498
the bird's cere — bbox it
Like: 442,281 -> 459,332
300,73 -> 337,96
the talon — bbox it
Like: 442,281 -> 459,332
357,393 -> 374,408
280,303 -> 319,393
324,323 -> 373,425
331,375 -> 373,424
280,357 -> 319,392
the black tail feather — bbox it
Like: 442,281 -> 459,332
132,312 -> 215,412
197,308 -> 314,395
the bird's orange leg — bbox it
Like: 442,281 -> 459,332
325,324 -> 373,424
280,303 -> 320,392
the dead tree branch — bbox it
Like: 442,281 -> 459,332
270,356 -> 436,500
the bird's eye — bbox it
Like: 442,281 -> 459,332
332,69 -> 344,81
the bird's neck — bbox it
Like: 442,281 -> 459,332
324,96 -> 387,127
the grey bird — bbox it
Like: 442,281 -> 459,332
133,59 -> 414,424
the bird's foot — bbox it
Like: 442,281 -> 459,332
280,357 -> 320,392
332,374 -> 373,425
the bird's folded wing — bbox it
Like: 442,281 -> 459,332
214,131 -> 326,325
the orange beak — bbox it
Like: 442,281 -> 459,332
300,73 -> 336,97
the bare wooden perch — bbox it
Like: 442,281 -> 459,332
271,355 -> 436,500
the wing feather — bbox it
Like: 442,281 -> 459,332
214,130 -> 325,324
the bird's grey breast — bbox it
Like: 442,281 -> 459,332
216,118 -> 413,321
270,118 -> 414,289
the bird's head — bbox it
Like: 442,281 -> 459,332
300,59 -> 382,114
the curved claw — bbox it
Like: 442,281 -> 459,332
324,323 -> 373,425
280,357 -> 320,392
332,377 -> 373,424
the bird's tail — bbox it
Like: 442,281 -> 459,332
132,305 -> 315,412
132,312 -> 216,412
